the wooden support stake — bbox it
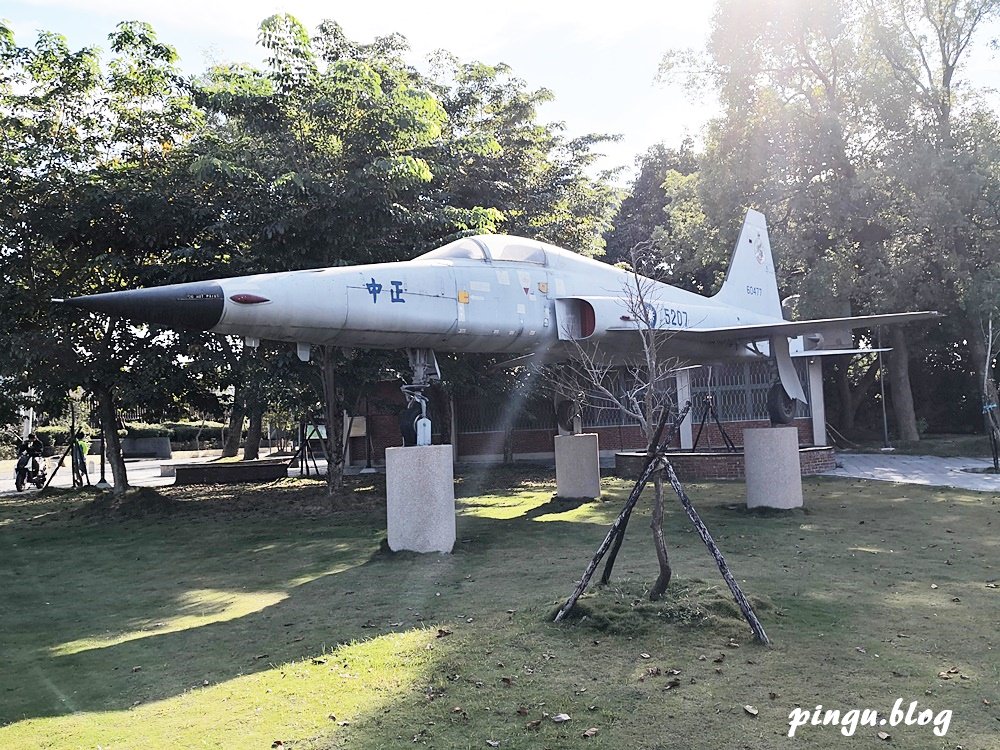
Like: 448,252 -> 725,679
662,460 -> 770,645
554,402 -> 690,621
552,453 -> 665,622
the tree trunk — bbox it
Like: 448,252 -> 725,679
243,402 -> 264,461
94,383 -> 129,496
967,312 -> 991,430
319,346 -> 345,494
647,473 -> 672,600
833,359 -> 856,432
832,356 -> 880,435
222,400 -> 246,458
888,327 -> 920,441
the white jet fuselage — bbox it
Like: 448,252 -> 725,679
211,238 -> 772,363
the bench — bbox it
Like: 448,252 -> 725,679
171,459 -> 289,485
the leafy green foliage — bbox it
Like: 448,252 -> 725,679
630,0 -> 1000,434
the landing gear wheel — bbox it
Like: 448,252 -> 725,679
767,383 -> 796,425
399,401 -> 422,447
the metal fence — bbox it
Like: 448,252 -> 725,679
689,359 -> 811,421
456,359 -> 810,433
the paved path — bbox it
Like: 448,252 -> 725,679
823,452 -> 1000,492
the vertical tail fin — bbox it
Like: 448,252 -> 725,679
712,209 -> 783,319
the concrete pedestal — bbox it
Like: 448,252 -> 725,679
386,445 -> 456,553
554,433 -> 601,499
744,427 -> 803,509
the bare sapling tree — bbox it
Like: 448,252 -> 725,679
550,248 -> 771,643
541,247 -> 682,600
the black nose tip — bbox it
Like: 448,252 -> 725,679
62,281 -> 225,331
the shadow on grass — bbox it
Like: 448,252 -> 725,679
2,469 -> 998,748
0,470 -> 618,725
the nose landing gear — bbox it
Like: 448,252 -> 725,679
400,349 -> 441,446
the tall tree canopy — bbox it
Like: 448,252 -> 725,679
638,0 -> 1000,437
0,16 -> 620,489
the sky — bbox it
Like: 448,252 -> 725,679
3,0 -> 719,177
4,1 -> 999,181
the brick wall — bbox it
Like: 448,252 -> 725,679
343,382 -> 820,466
616,446 -> 835,481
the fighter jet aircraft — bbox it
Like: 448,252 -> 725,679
60,209 -> 937,433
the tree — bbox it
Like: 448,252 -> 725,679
652,0 -> 1000,438
180,18 -> 621,488
539,247 -> 680,599
604,142 -> 698,266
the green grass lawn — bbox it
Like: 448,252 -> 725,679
0,469 -> 997,749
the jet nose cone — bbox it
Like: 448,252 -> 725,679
63,281 -> 225,331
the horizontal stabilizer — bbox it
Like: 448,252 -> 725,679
666,311 -> 940,345
790,348 -> 891,357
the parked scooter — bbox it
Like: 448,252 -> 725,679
14,433 -> 46,491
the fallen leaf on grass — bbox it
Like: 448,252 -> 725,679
582,727 -> 599,738
436,628 -> 452,638
877,730 -> 891,740
486,740 -> 500,748
639,652 -> 651,659
526,720 -> 541,730
500,676 -> 514,687
516,706 -> 529,716
744,705 -> 759,716
712,654 -> 725,663
930,584 -> 939,589
551,713 -> 571,723
664,678 -> 681,690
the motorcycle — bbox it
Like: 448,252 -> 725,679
14,450 -> 47,491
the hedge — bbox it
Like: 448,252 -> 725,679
163,421 -> 226,442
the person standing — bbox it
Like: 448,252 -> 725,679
73,430 -> 91,487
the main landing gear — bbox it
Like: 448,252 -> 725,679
400,348 -> 441,446
766,382 -> 796,425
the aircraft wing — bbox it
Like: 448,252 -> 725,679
659,311 -> 940,344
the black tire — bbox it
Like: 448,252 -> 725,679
767,383 -> 796,425
399,401 -> 422,446
15,469 -> 26,492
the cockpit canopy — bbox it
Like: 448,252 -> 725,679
418,235 -> 548,265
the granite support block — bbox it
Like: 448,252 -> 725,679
554,434 -> 601,499
386,445 -> 456,553
745,427 -> 803,509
